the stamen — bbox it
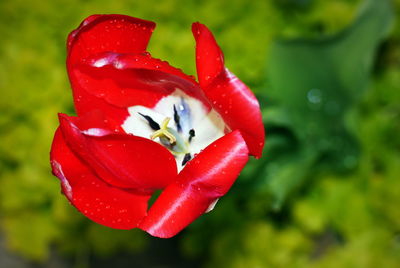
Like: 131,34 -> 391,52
173,105 -> 182,132
189,129 -> 195,142
138,113 -> 160,130
174,98 -> 191,133
151,117 -> 176,144
182,153 -> 191,166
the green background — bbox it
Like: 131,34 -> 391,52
0,0 -> 399,267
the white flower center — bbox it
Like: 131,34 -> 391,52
122,89 -> 226,172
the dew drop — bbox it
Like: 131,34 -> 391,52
307,88 -> 322,104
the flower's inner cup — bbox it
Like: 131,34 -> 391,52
122,89 -> 226,172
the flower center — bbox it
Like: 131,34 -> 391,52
140,113 -> 190,154
139,106 -> 196,166
151,117 -> 177,145
122,89 -> 226,171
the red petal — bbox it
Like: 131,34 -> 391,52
66,15 -> 156,125
67,109 -> 124,134
67,15 -> 156,66
50,128 -> 150,229
192,22 -> 224,87
69,52 -> 211,114
139,130 -> 249,238
204,69 -> 265,158
192,22 -> 265,158
69,76 -> 129,128
58,114 -> 177,191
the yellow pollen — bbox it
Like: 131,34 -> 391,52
151,117 -> 176,144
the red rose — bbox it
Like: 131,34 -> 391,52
50,15 -> 265,238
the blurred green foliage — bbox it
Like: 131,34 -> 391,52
0,0 -> 399,267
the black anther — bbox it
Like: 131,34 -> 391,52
138,113 -> 160,130
188,129 -> 195,142
173,105 -> 182,132
182,153 -> 192,166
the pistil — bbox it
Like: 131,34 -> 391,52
151,118 -> 176,144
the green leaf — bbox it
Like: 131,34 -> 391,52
267,0 -> 393,143
258,0 -> 394,208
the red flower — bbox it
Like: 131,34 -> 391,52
50,15 -> 265,238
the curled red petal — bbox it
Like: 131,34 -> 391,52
67,14 -> 156,66
204,69 -> 265,158
192,22 -> 265,158
58,114 -> 177,191
67,15 -> 156,124
68,76 -> 129,128
192,22 -> 224,87
50,128 -> 151,229
139,130 -> 249,238
70,52 -> 211,110
67,109 -> 124,134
